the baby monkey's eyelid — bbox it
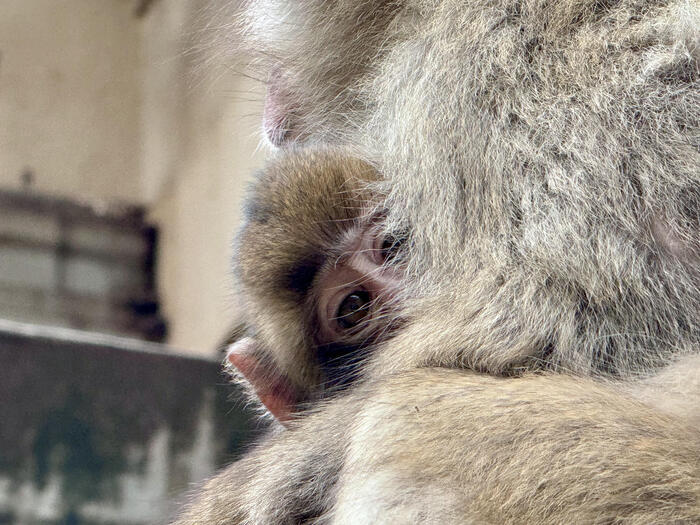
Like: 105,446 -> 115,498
372,232 -> 403,265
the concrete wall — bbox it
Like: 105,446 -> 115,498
0,321 -> 258,524
0,0 -> 142,202
0,4 -> 266,522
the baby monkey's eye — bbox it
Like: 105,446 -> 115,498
377,232 -> 407,264
380,235 -> 401,263
335,290 -> 372,330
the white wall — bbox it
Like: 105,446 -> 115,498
0,0 -> 266,355
141,0 -> 265,355
0,0 -> 142,202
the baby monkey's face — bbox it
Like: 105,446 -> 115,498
228,151 -> 406,423
313,213 -> 403,348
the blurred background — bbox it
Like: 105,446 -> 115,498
0,1 -> 266,523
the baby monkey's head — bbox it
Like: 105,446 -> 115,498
230,151 -> 407,423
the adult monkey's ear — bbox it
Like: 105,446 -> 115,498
226,338 -> 298,424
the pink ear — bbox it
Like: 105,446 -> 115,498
227,338 -> 298,424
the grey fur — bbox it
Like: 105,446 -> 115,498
235,0 -> 699,378
172,0 -> 700,522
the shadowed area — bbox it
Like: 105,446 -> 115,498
0,321 -> 258,525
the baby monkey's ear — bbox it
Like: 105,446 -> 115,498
226,338 -> 299,425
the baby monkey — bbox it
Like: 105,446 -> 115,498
177,150 -> 700,525
228,151 -> 406,422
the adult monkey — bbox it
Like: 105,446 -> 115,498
233,0 -> 699,377
172,150 -> 700,522
172,0 -> 700,522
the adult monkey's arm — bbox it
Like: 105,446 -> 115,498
173,368 -> 700,524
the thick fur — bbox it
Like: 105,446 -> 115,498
171,151 -> 700,523
174,368 -> 700,524
233,151 -> 383,402
172,0 -> 700,522
230,0 -> 699,377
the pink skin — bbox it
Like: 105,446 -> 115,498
226,338 -> 298,424
263,68 -> 298,147
228,222 -> 402,424
315,223 -> 402,344
651,216 -> 698,263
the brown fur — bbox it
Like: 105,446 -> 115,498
233,151 -> 384,406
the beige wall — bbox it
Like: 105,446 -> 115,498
142,0 -> 265,355
0,0 -> 142,202
0,0 -> 266,355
